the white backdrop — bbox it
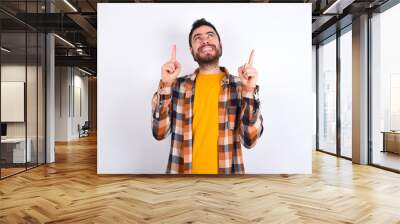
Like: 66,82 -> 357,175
98,3 -> 312,174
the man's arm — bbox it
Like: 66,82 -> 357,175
152,44 -> 181,140
239,86 -> 263,148
237,50 -> 263,148
151,81 -> 173,140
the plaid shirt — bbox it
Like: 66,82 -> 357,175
151,67 -> 263,174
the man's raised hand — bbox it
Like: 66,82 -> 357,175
238,49 -> 258,89
161,45 -> 181,85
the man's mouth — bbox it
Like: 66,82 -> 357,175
199,45 -> 215,54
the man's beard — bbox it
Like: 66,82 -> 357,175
192,44 -> 222,65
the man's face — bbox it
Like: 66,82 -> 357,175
190,25 -> 222,64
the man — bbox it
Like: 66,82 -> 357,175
152,18 -> 263,174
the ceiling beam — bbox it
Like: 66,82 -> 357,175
55,55 -> 96,70
322,0 -> 356,14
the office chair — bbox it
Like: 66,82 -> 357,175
79,121 -> 90,138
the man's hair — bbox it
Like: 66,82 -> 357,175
188,18 -> 221,48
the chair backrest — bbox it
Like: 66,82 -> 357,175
82,121 -> 90,129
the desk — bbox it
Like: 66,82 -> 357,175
381,131 -> 400,154
1,138 -> 31,163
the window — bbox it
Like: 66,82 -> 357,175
318,36 -> 337,155
371,2 -> 400,171
340,28 -> 352,158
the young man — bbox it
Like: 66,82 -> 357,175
152,18 -> 263,174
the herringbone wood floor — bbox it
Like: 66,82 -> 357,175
1,134 -> 400,224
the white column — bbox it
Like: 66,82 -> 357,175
46,33 -> 55,163
352,14 -> 369,164
45,0 -> 55,163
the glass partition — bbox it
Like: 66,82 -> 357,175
27,31 -> 38,169
0,1 -> 46,179
317,36 -> 337,155
0,31 -> 28,177
38,32 -> 45,165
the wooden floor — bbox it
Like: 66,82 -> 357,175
0,167 -> 26,178
1,163 -> 45,178
1,135 -> 400,223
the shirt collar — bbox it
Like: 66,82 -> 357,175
188,67 -> 230,85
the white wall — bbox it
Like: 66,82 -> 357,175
55,67 -> 89,141
72,72 -> 89,138
55,66 -> 69,141
98,3 -> 313,174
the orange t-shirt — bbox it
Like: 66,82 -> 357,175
192,72 -> 225,174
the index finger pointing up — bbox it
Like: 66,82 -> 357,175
170,44 -> 176,62
248,49 -> 255,66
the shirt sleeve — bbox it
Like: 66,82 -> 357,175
239,85 -> 264,149
151,80 -> 173,140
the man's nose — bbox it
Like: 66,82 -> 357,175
200,36 -> 209,45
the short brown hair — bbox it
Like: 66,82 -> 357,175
188,18 -> 221,48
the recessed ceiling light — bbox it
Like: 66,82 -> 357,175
63,0 -> 78,12
78,67 -> 93,76
322,0 -> 354,15
1,47 -> 11,53
54,34 -> 75,48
